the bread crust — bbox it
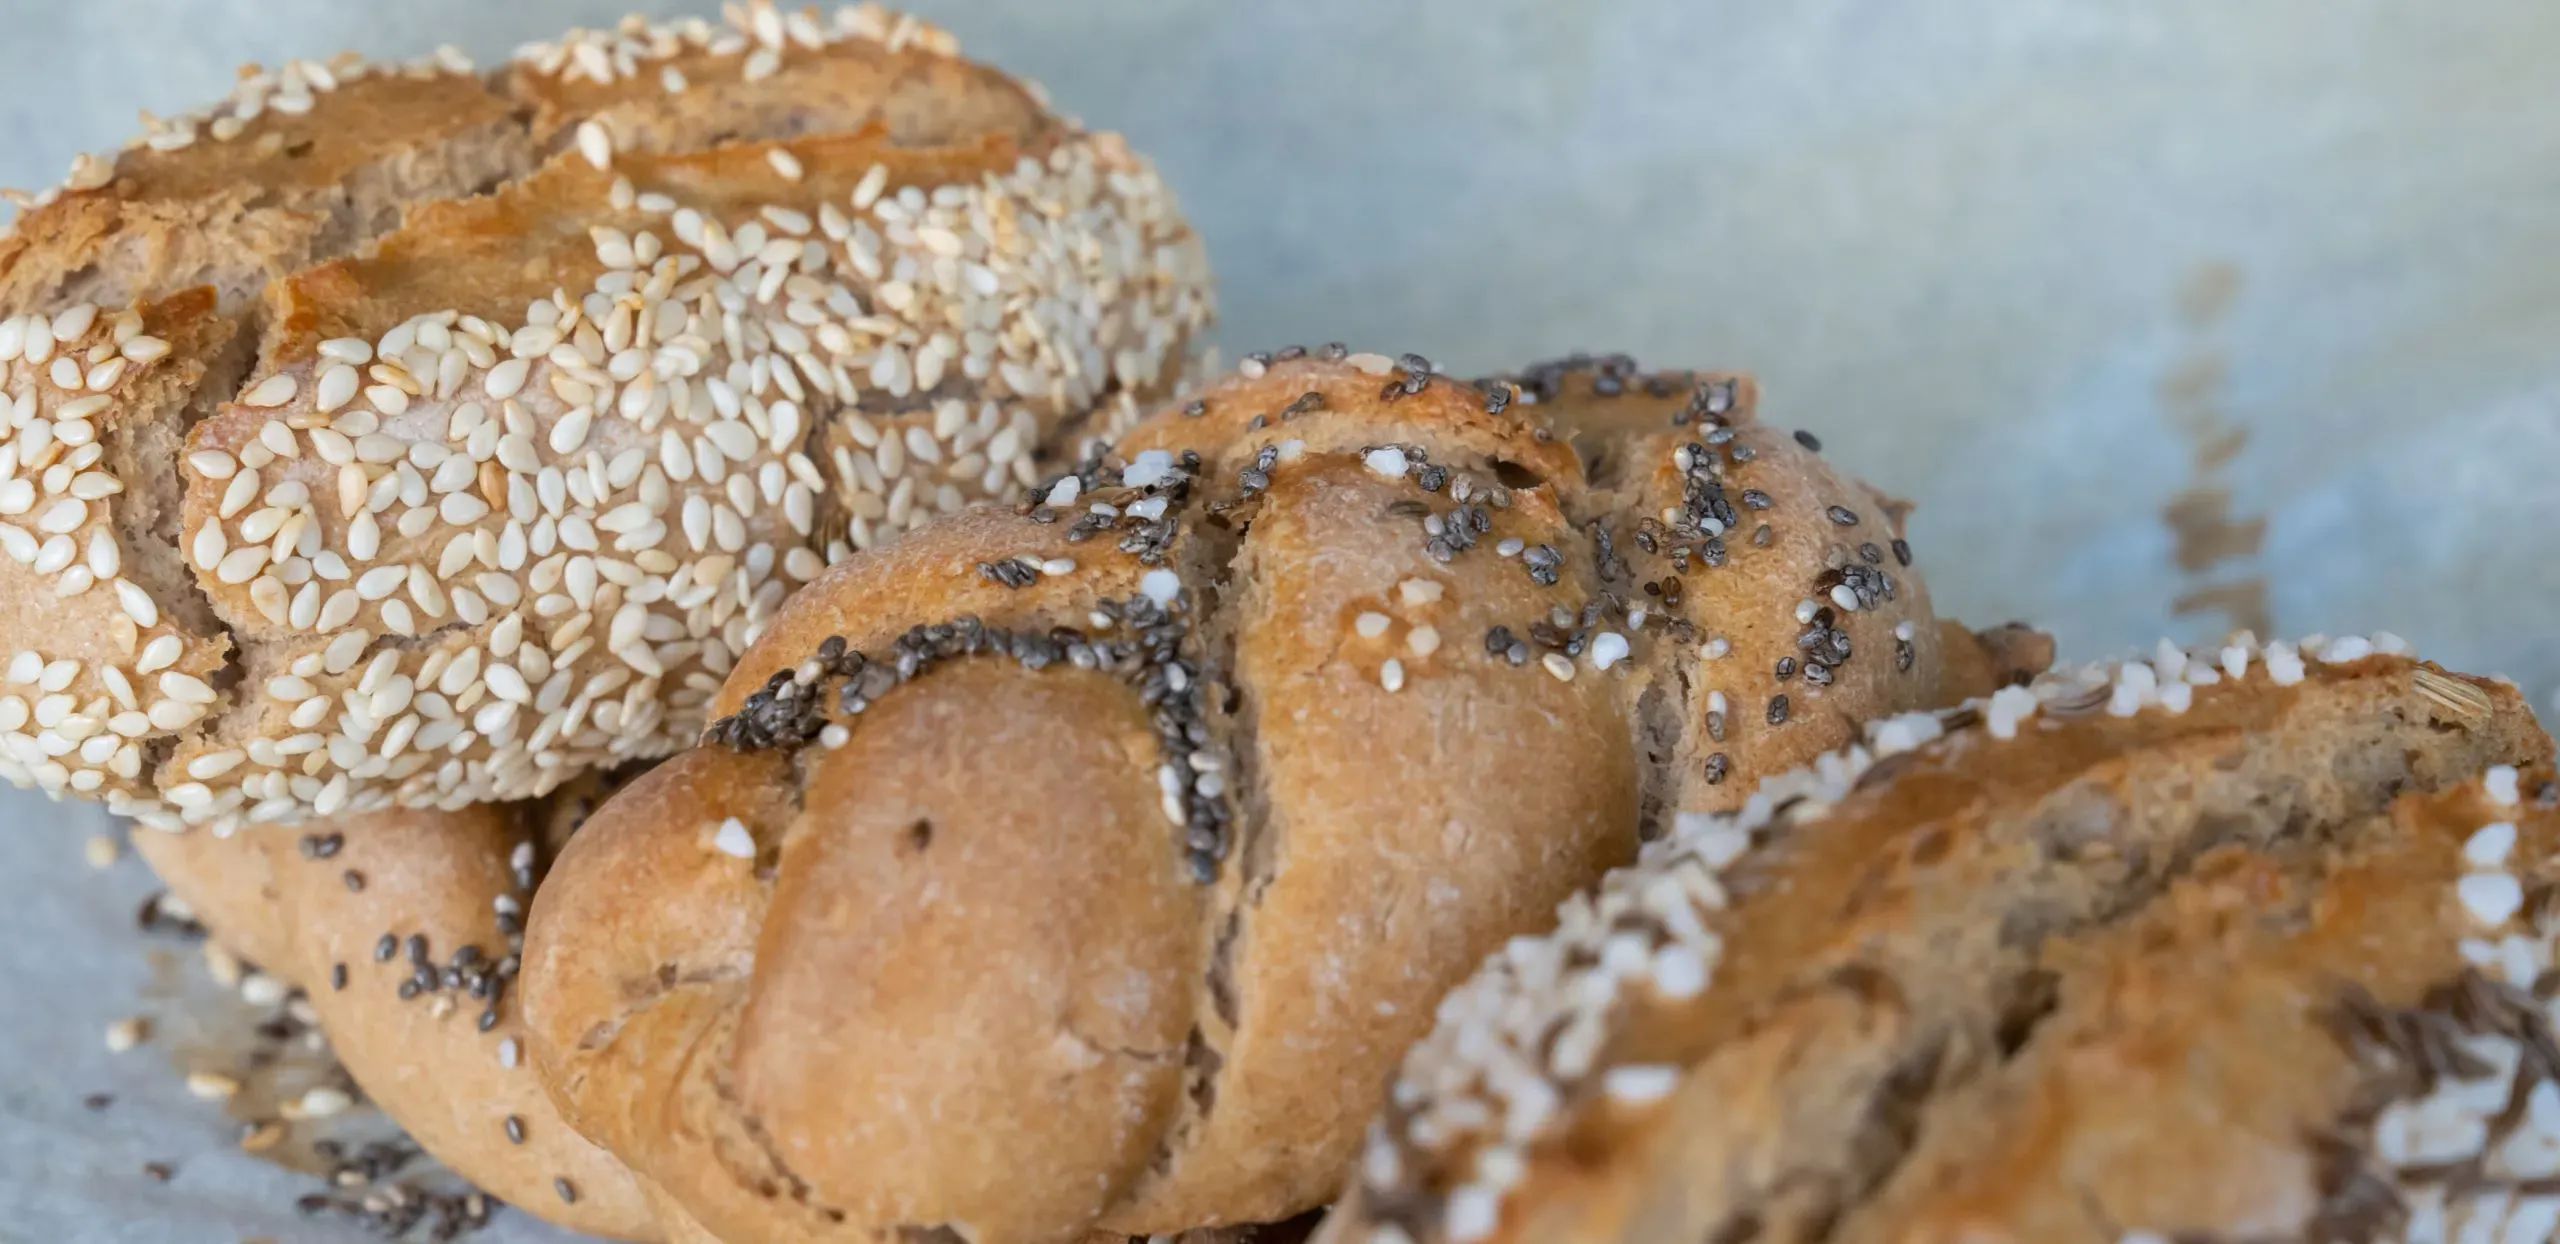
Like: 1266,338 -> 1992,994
522,350 -> 2043,1242
1320,638 -> 2555,1244
0,2 -> 1213,830
130,779 -> 658,1240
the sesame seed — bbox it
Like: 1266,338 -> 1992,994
575,120 -> 614,170
711,817 -> 755,859
238,374 -> 298,408
2464,821 -> 2518,868
105,1016 -> 148,1052
2459,872 -> 2525,926
2264,643 -> 2305,686
1355,612 -> 1391,640
1379,659 -> 1406,693
2486,765 -> 2522,806
184,1071 -> 240,1101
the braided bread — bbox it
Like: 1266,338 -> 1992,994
130,771 -> 659,1237
1324,636 -> 2553,1244
0,2 -> 1211,831
517,350 -> 2045,1242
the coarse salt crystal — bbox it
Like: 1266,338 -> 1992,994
1363,446 -> 1410,479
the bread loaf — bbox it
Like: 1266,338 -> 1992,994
0,2 -> 1212,831
519,349 -> 2046,1242
134,762 -> 1332,1241
132,771 -> 660,1238
1321,635 -> 2553,1244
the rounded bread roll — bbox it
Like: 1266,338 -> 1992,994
0,2 -> 1212,831
520,349 -> 2045,1242
1322,635 -> 2554,1244
131,768 -> 658,1239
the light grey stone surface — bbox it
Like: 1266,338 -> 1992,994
5,2 -> 2560,1239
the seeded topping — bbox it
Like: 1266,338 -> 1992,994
0,9 -> 1215,830
706,587 -> 1235,881
1350,632 -> 2444,1242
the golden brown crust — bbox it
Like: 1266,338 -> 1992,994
1322,641 -> 2555,1244
523,350 -> 2031,1242
0,2 -> 1213,830
0,63 -> 528,317
501,13 -> 1050,158
130,795 -> 657,1240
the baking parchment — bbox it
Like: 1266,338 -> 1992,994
6,0 -> 2560,1238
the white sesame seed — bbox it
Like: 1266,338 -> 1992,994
238,373 -> 298,408
105,1016 -> 148,1052
576,120 -> 614,170
1589,632 -> 1630,671
1355,612 -> 1391,640
484,357 -> 531,400
2263,643 -> 2304,686
114,580 -> 158,627
2466,821 -> 2518,868
136,636 -> 182,674
1601,1064 -> 1681,1105
1444,1187 -> 1500,1242
1409,626 -> 1442,657
766,148 -> 804,181
185,1070 -> 241,1101
851,163 -> 889,210
2486,765 -> 2522,806
1542,653 -> 1576,683
1141,568 -> 1181,606
711,817 -> 755,859
1379,659 -> 1406,693
2460,872 -> 2525,927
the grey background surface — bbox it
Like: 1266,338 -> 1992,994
3,2 -> 2558,1239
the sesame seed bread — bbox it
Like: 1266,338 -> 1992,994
519,350 -> 2045,1243
1321,637 -> 2552,1244
0,2 -> 1213,831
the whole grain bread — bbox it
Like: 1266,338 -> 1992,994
1321,636 -> 2555,1244
0,2 -> 1213,831
518,350 -> 2046,1243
